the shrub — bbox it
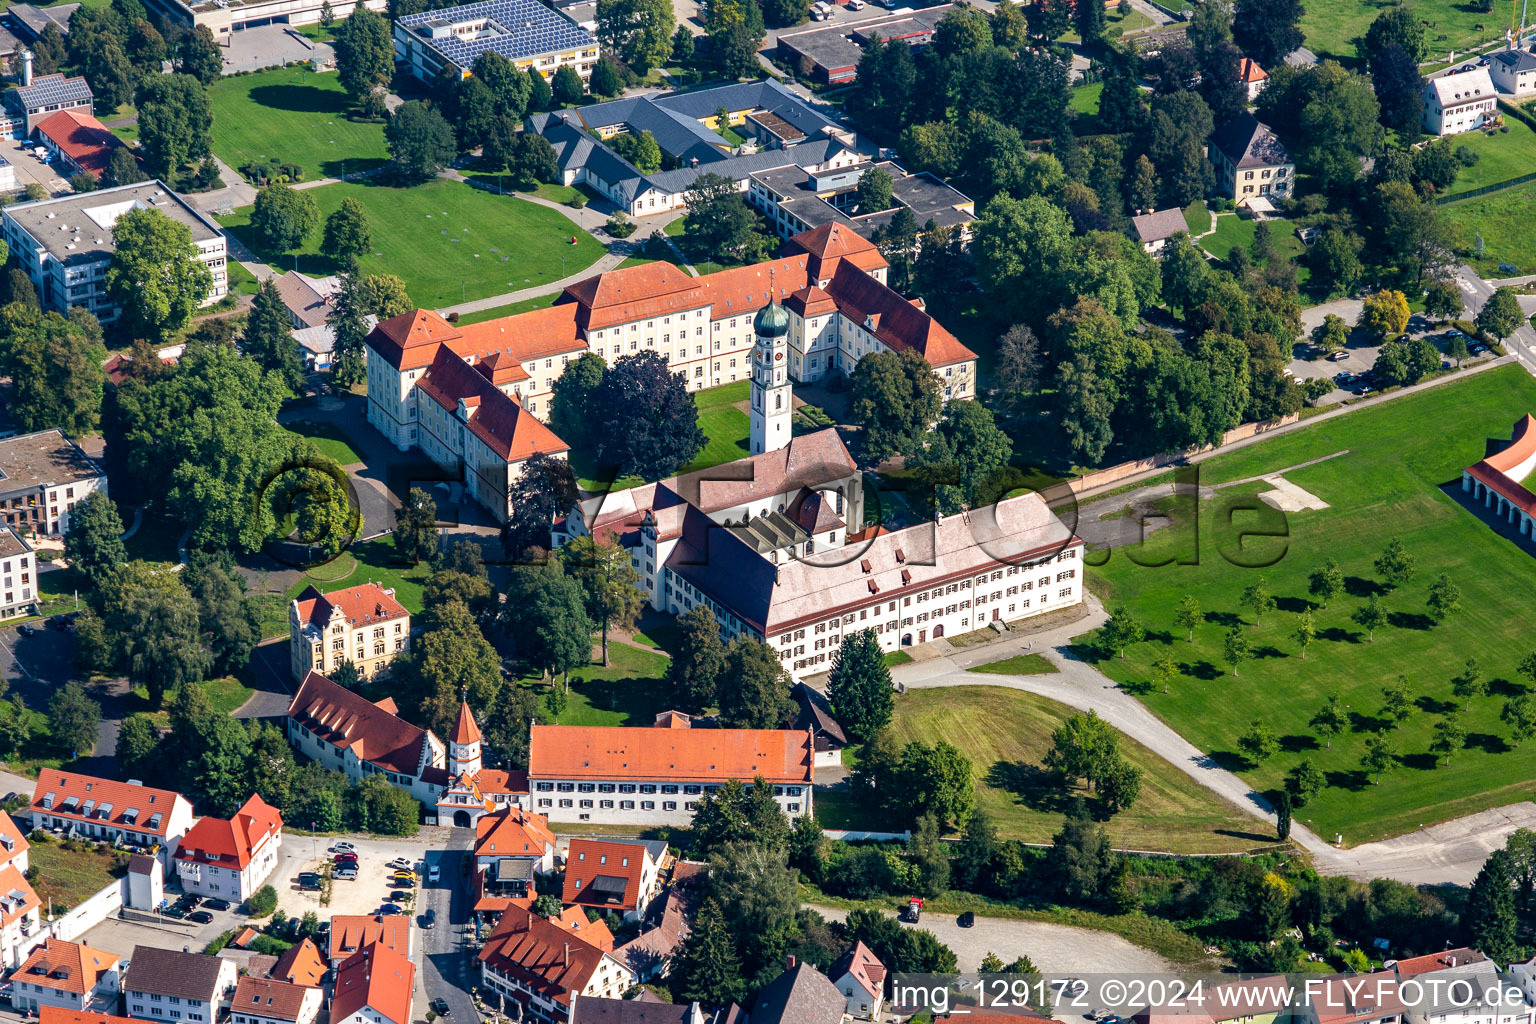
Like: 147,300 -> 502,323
247,934 -> 293,955
247,884 -> 279,917
203,930 -> 236,955
568,194 -> 587,209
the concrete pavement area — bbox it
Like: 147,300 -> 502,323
220,25 -> 333,75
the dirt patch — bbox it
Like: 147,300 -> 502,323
1257,474 -> 1330,512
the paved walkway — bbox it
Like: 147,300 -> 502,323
434,247 -> 631,317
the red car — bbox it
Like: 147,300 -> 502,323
333,853 -> 358,865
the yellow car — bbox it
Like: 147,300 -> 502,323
391,871 -> 417,885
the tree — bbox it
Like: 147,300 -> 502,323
473,51 -> 534,120
1364,4 -> 1427,69
1293,610 -> 1316,660
65,493 -> 126,591
385,101 -> 457,180
48,682 -> 100,757
674,899 -> 746,1006
596,0 -> 674,74
503,452 -> 578,559
334,7 -> 393,116
1423,278 -> 1464,322
666,606 -> 725,713
134,74 -> 212,181
1074,0 -> 1105,43
508,133 -> 560,187
1309,230 -> 1364,299
1275,790 -> 1291,841
907,400 -> 1013,514
1477,287 -> 1524,341
552,64 -> 585,105
1367,180 -> 1454,287
0,305 -> 107,437
1099,607 -> 1146,659
356,273 -> 411,319
589,351 -> 707,480
1310,693 -> 1348,748
611,129 -> 662,172
826,630 -> 894,742
670,25 -> 695,66
1307,557 -> 1344,609
1372,43 -> 1424,135
105,145 -> 147,188
1223,625 -> 1252,677
1152,648 -> 1177,694
1026,0 -> 1071,42
395,602 -> 503,735
1380,677 -> 1413,729
394,487 -> 438,564
691,776 -> 790,856
1285,759 -> 1325,805
1520,650 -> 1536,689
992,324 -> 1041,420
1241,576 -> 1275,625
848,348 -> 942,462
1167,594 -> 1204,643
855,167 -> 894,214
1452,657 -> 1485,701
1426,573 -> 1461,623
589,57 -> 623,97
105,207 -> 213,344
1468,850 -> 1518,964
242,278 -> 307,394
1503,695 -> 1536,748
1098,758 -> 1142,814
896,739 -> 974,830
1043,709 -> 1119,790
1430,713 -> 1466,765
1045,801 -> 1117,904
321,198 -> 372,268
717,637 -> 793,729
177,25 -> 222,83
117,712 -> 160,777
953,805 -> 996,891
327,272 -> 369,387
321,0 -> 334,23
1352,593 -> 1387,642
251,184 -> 320,254
1361,732 -> 1398,783
559,534 -> 645,666
526,66 -> 554,112
1358,289 -> 1410,339
706,0 -> 765,79
1238,718 -> 1279,764
1234,0 -> 1302,67
1375,536 -> 1417,589
680,173 -> 762,265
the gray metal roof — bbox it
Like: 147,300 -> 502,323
1493,47 -> 1536,72
12,73 -> 92,112
397,0 -> 595,69
6,3 -> 77,40
2,180 -> 222,267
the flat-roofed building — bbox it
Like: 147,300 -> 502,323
138,0 -> 383,44
0,181 -> 227,325
778,4 -> 954,84
0,428 -> 105,538
394,0 -> 599,85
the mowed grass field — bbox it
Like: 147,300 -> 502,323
1443,118 -> 1536,196
1301,0 -> 1508,62
1088,364 -> 1536,845
572,379 -> 752,491
1444,183 -> 1536,276
217,179 -> 607,309
208,67 -> 390,182
882,687 -> 1268,853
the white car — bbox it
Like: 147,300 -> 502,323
848,1 -> 866,9
428,865 -> 442,884
387,857 -> 411,870
332,841 -> 356,852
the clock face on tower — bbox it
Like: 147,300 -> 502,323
775,352 -> 784,361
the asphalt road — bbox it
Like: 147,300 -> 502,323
418,844 -> 479,1022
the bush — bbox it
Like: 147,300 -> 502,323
606,212 -> 637,238
247,934 -> 294,956
568,193 -> 587,209
247,884 -> 279,917
203,930 -> 236,954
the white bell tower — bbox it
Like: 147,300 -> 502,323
749,277 -> 793,456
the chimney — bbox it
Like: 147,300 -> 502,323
563,942 -> 570,967
20,49 -> 32,87
786,955 -> 797,970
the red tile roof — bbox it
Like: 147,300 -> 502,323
528,724 -> 814,785
233,977 -> 316,1023
234,927 -> 262,949
16,940 -> 118,996
788,222 -> 889,281
478,905 -> 620,1011
40,1010 -> 139,1024
1308,973 -> 1406,1024
0,863 -> 39,927
271,938 -> 326,987
474,806 -> 556,858
331,943 -> 413,1024
451,701 -> 482,745
0,809 -> 30,867
288,671 -> 439,780
1468,414 -> 1536,515
1238,56 -> 1268,83
550,904 -> 615,950
35,109 -> 123,177
1392,948 -> 1487,977
562,839 -> 660,911
176,793 -> 281,871
824,259 -> 974,367
414,347 -> 570,462
828,940 -> 885,996
292,583 -> 408,632
32,769 -> 189,838
328,916 -> 411,962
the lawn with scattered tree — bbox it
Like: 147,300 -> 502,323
1086,364 -> 1536,844
207,66 -> 390,182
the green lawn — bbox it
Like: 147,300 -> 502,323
883,650 -> 914,667
1301,0 -> 1502,62
280,536 -> 434,613
1182,199 -> 1211,236
284,419 -> 364,465
529,643 -> 674,726
36,566 -> 84,616
1444,182 -> 1536,276
207,66 -> 389,182
1087,363 -> 1536,845
1443,118 -> 1536,196
128,675 -> 254,720
216,179 -> 607,309
1200,213 -> 1303,263
881,687 -> 1269,852
967,653 -> 1059,676
27,840 -> 127,913
456,293 -> 562,326
227,261 -> 260,299
572,379 -> 752,492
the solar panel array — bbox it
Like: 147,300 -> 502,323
14,73 -> 92,111
398,0 -> 595,68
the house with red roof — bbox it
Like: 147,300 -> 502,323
229,977 -> 322,1024
12,940 -> 121,1017
268,939 -> 325,987
470,805 -> 557,923
173,793 -> 282,901
331,943 -> 413,1024
829,941 -> 886,1020
0,809 -> 40,969
561,839 -> 667,923
1463,415 -> 1536,541
34,110 -> 125,180
327,915 -> 413,963
287,582 -> 410,682
477,904 -> 635,1021
30,770 -> 194,863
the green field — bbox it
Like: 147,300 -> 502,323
281,537 -> 434,613
217,179 -> 607,309
1200,212 -> 1303,263
1301,0 -> 1507,62
456,293 -> 562,326
1444,183 -> 1536,276
207,67 -> 390,182
1088,364 -> 1536,845
1443,118 -> 1536,196
1182,199 -> 1211,236
880,687 -> 1267,852
572,379 -> 753,491
284,419 -> 364,465
968,653 -> 1059,676
27,840 -> 126,912
128,675 -> 255,720
539,643 -> 674,726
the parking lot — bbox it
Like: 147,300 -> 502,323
282,839 -> 433,921
1287,313 -> 1499,406
3,137 -> 72,196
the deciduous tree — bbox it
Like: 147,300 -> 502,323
666,606 -> 725,713
596,0 -> 674,73
321,197 -> 372,268
1375,536 -> 1417,588
134,74 -> 212,180
848,348 -> 942,462
1477,286 -> 1524,341
717,637 -> 794,729
394,487 -> 438,564
335,7 -> 393,116
1223,625 -> 1252,676
1238,718 -> 1279,763
1308,556 -> 1344,608
559,533 -> 646,665
105,207 -> 214,344
1352,592 -> 1387,641
385,101 -> 457,180
251,184 -> 319,254
1285,759 -> 1324,804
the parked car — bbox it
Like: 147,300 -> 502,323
1089,1010 -> 1111,1021
334,853 -> 358,864
298,872 -> 322,891
427,865 -> 441,884
388,891 -> 411,903
162,906 -> 187,919
187,910 -> 214,924
387,858 -> 412,870
334,866 -> 358,880
332,841 -> 355,852
391,871 -> 417,885
422,908 -> 436,929
15,625 -> 35,637
431,999 -> 451,1017
176,895 -> 202,909
957,911 -> 974,928
46,615 -> 68,630
377,904 -> 402,915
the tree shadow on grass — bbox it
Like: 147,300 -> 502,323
1187,660 -> 1222,680
1215,827 -> 1282,844
248,84 -> 352,116
1065,643 -> 1109,665
1318,626 -> 1363,644
1325,768 -> 1370,791
1490,677 -> 1528,698
1207,749 -> 1250,772
1347,711 -> 1392,733
1467,732 -> 1512,754
1119,679 -> 1156,696
1145,628 -> 1176,645
319,156 -> 387,179
1416,695 -> 1459,715
1280,733 -> 1319,753
1275,596 -> 1314,614
1387,611 -> 1435,631
1400,752 -> 1438,772
1253,644 -> 1286,660
986,761 -> 1073,814
570,673 -> 673,725
1344,575 -> 1386,597
1205,610 -> 1244,628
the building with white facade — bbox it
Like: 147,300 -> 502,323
1394,948 -> 1534,1024
527,719 -> 813,827
394,0 -> 598,85
1425,67 -> 1498,135
228,978 -> 321,1024
173,794 -> 282,901
0,429 -> 106,539
122,946 -> 236,1024
561,839 -> 668,923
11,941 -> 120,1017
0,181 -> 227,326
288,582 -> 411,682
139,0 -> 383,43
0,812 -> 41,972
331,944 -> 413,1024
0,526 -> 37,620
1210,113 -> 1293,206
435,701 -> 530,828
30,770 -> 195,864
1491,45 -> 1536,96
478,905 -> 634,1021
829,942 -> 886,1021
9,73 -> 91,135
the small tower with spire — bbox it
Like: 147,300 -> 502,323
750,273 -> 793,456
448,696 -> 483,778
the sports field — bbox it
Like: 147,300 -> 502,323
1088,364 -> 1536,844
217,179 -> 607,309
208,67 -> 390,182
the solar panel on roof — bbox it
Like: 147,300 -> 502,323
399,0 -> 595,65
15,74 -> 91,110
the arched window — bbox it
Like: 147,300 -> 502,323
775,393 -> 783,410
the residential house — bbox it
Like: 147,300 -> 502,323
568,1000 -> 709,1023
11,941 -> 119,1017
40,1011 -> 140,1024
228,979 -> 321,1024
527,722 -> 813,827
1210,113 -> 1293,206
0,808 -> 40,968
477,904 -> 635,1021
122,946 -> 237,1024
470,806 -> 557,924
267,939 -> 326,988
790,684 -> 846,767
828,941 -> 886,1020
612,863 -> 702,983
34,110 -> 124,180
30,770 -> 195,863
1238,56 -> 1267,99
173,793 -> 283,901
288,583 -> 411,682
1394,948 -> 1534,1024
0,428 -> 107,538
1425,67 -> 1498,135
749,959 -> 847,1024
1491,46 -> 1536,96
561,839 -> 668,923
331,944 -> 413,1024
271,272 -> 344,372
1300,973 -> 1407,1024
327,915 -> 413,963
1130,208 -> 1191,254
